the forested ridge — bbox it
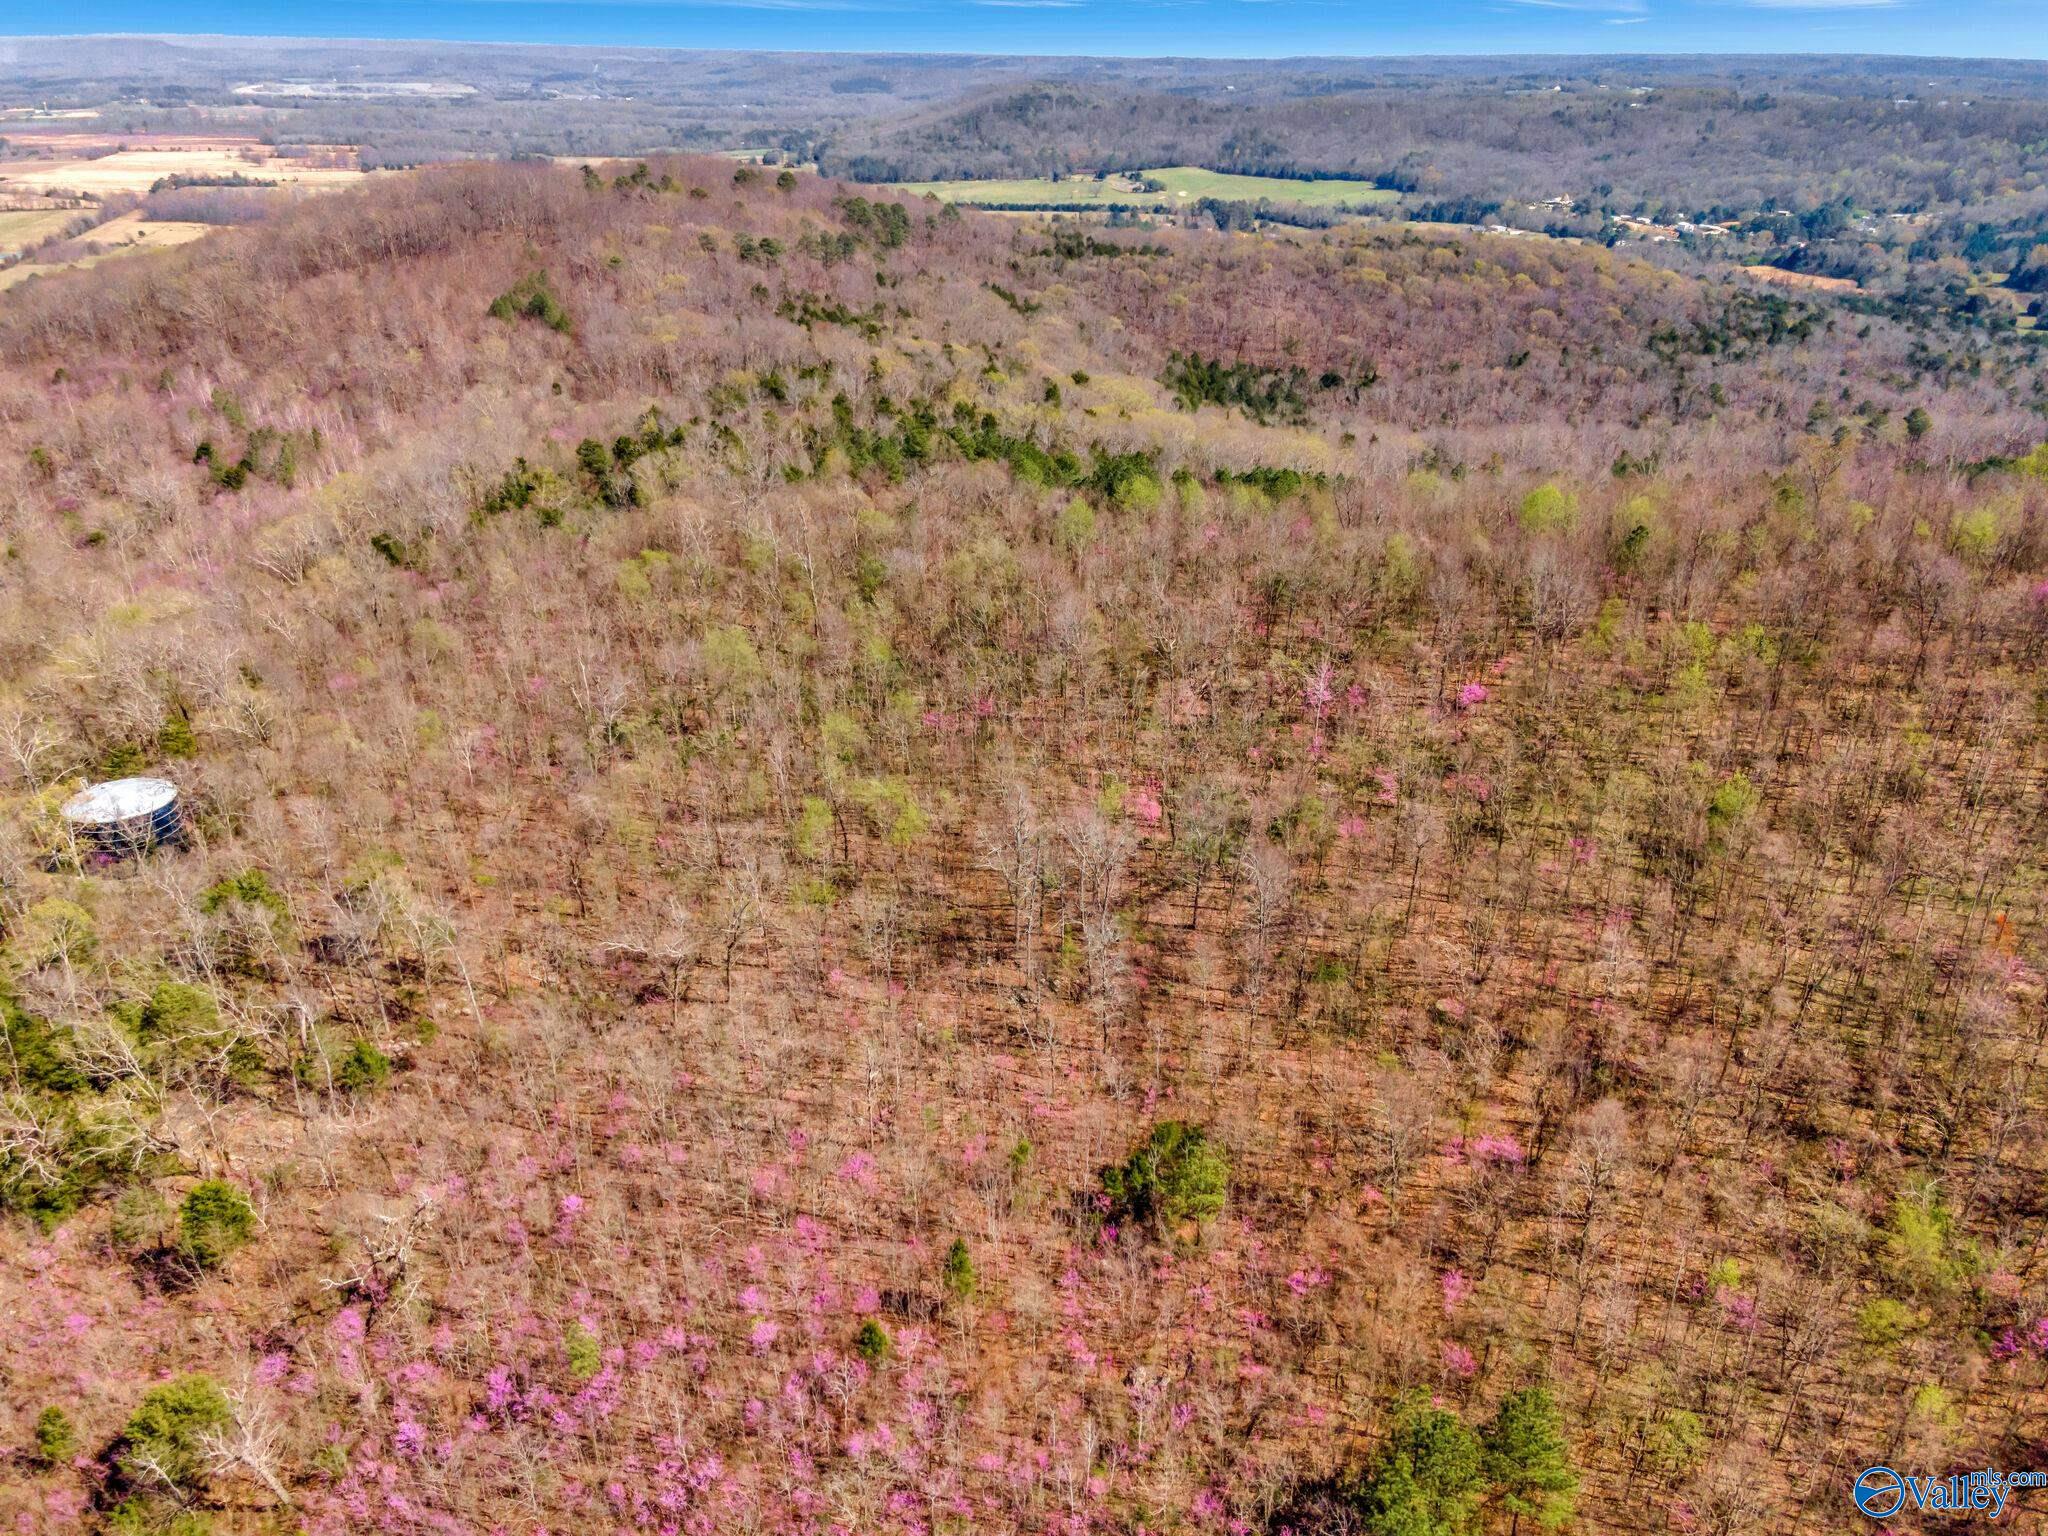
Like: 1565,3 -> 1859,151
10,41 -> 2048,316
812,74 -> 2048,314
0,157 -> 2046,1535
819,76 -> 2048,213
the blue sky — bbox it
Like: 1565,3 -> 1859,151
1,0 -> 2043,59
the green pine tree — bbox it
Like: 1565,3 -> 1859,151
120,1374 -> 230,1488
854,1318 -> 891,1363
1348,1395 -> 1486,1536
943,1237 -> 978,1302
1099,1121 -> 1229,1235
177,1180 -> 256,1269
32,1405 -> 75,1466
1482,1386 -> 1579,1533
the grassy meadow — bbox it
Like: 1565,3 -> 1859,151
0,215 -> 215,290
0,206 -> 82,254
893,164 -> 1397,209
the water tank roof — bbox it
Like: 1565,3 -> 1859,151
63,777 -> 179,824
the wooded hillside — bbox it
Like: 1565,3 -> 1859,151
1,157 -> 2045,1536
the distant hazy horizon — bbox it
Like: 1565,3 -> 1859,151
2,0 -> 2046,63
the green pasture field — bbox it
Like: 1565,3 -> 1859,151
0,207 -> 81,254
891,166 -> 1397,210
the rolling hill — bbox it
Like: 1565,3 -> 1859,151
1,156 -> 2045,1535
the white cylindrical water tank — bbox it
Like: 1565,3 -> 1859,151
61,777 -> 182,855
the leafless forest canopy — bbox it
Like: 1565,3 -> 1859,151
0,134 -> 2045,1536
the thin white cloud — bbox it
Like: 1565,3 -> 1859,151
1745,0 -> 1899,8
1502,0 -> 1649,13
464,0 -> 890,8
